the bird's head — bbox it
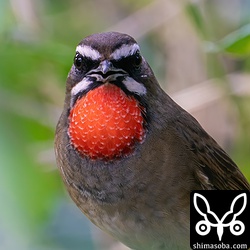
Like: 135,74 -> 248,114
64,32 -> 160,161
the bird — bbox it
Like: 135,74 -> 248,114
54,31 -> 250,250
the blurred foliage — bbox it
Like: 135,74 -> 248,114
219,24 -> 250,56
0,0 -> 249,250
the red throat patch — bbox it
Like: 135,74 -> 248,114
68,84 -> 146,160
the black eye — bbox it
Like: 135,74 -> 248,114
74,53 -> 99,72
133,51 -> 142,68
74,52 -> 84,69
111,50 -> 142,72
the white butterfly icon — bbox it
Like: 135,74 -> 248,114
193,193 -> 247,241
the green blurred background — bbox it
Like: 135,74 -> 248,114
0,0 -> 250,250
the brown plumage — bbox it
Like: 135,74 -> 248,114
55,32 -> 250,250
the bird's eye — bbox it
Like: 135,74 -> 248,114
133,51 -> 142,68
111,50 -> 142,72
74,53 -> 84,70
74,52 -> 99,72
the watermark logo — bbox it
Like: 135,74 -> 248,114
190,191 -> 249,250
194,192 -> 246,240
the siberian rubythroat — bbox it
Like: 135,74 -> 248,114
55,32 -> 250,250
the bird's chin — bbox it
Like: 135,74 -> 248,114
87,72 -> 127,83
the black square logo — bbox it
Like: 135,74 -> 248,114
190,190 -> 250,250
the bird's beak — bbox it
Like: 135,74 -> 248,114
87,60 -> 127,81
99,60 -> 113,74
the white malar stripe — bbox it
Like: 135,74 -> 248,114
76,45 -> 101,60
70,78 -> 92,107
123,77 -> 147,96
111,44 -> 140,60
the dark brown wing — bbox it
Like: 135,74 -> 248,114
175,115 -> 250,191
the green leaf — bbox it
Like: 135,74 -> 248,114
219,24 -> 250,56
186,2 -> 207,38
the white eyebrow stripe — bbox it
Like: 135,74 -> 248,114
76,45 -> 101,60
111,44 -> 140,60
70,78 -> 92,107
123,76 -> 147,96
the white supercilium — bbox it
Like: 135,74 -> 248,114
111,44 -> 140,60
